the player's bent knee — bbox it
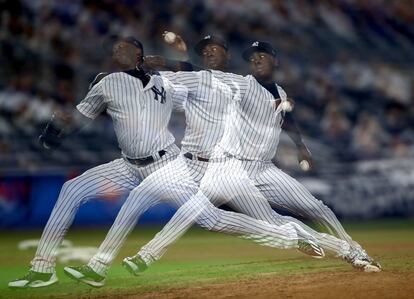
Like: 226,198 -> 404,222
59,179 -> 79,197
196,217 -> 217,231
58,178 -> 93,205
195,208 -> 222,231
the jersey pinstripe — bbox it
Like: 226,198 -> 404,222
77,72 -> 187,159
217,75 -> 287,161
161,70 -> 248,158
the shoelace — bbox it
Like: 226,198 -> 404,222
346,247 -> 372,263
76,265 -> 105,280
298,240 -> 315,254
130,255 -> 148,271
78,265 -> 93,273
18,271 -> 50,281
22,272 -> 36,280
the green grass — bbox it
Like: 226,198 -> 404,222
0,219 -> 413,299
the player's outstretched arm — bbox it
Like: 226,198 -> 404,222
38,110 -> 92,150
39,72 -> 107,150
282,112 -> 313,171
143,55 -> 194,72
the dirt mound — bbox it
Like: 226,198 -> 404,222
116,269 -> 413,299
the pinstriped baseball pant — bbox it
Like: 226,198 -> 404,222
136,157 -> 352,266
212,159 -> 354,254
87,155 -> 300,276
87,155 -> 352,275
30,144 -> 181,274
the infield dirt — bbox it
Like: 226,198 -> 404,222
121,269 -> 413,299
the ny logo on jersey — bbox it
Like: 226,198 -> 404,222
151,86 -> 166,104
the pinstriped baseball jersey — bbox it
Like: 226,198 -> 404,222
217,75 -> 287,161
161,70 -> 248,158
76,71 -> 188,159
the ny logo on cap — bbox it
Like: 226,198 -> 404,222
252,41 -> 259,47
204,35 -> 211,40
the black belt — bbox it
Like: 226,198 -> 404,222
183,152 -> 210,162
126,150 -> 166,167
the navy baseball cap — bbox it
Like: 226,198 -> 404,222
194,35 -> 228,56
103,35 -> 144,54
242,41 -> 276,61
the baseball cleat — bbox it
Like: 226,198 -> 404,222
122,255 -> 148,276
349,258 -> 382,272
64,265 -> 105,287
8,270 -> 58,288
353,259 -> 382,273
344,246 -> 382,272
297,239 -> 325,258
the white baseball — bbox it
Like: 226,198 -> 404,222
300,160 -> 310,171
164,32 -> 176,44
280,101 -> 293,112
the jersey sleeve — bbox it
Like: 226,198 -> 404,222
228,74 -> 249,102
160,71 -> 199,95
76,80 -> 107,119
170,83 -> 189,111
88,72 -> 109,90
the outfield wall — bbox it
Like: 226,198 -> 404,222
1,158 -> 413,228
0,172 -> 176,228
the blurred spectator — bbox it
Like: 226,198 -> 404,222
351,113 -> 389,160
0,0 -> 413,171
0,76 -> 30,119
321,102 -> 352,159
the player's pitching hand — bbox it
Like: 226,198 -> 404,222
273,98 -> 295,112
162,31 -> 188,53
298,146 -> 313,171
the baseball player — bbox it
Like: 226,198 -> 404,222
11,34 -> 324,289
8,36 -> 189,288
62,35 -> 326,287
120,39 -> 380,274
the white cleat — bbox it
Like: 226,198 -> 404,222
298,239 -> 325,259
362,263 -> 382,273
64,265 -> 106,288
9,270 -> 58,288
345,246 -> 382,272
122,255 -> 148,276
